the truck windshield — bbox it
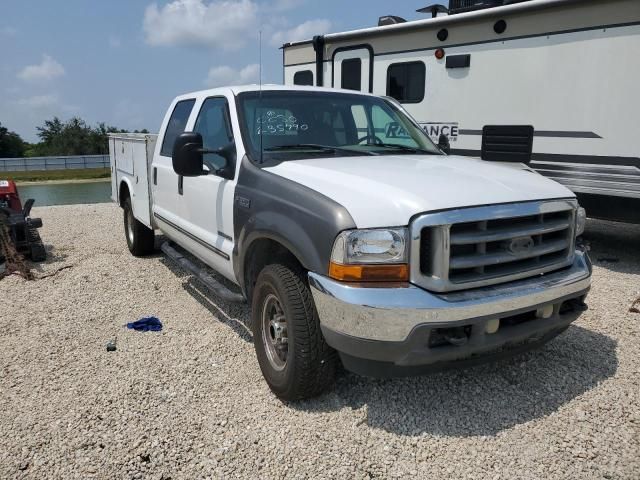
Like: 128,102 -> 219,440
236,90 -> 441,163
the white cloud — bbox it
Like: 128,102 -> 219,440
17,55 -> 65,82
108,35 -> 122,48
204,63 -> 259,87
1,26 -> 17,36
113,99 -> 145,128
15,94 -> 60,109
271,0 -> 304,11
143,0 -> 259,50
13,93 -> 78,114
270,19 -> 331,47
3,94 -> 79,141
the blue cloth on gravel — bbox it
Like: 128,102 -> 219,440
126,316 -> 163,332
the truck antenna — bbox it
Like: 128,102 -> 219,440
259,29 -> 264,164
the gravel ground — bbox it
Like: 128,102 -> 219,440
1,203 -> 639,479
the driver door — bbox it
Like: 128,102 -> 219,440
179,96 -> 237,281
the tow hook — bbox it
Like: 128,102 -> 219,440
444,327 -> 469,347
560,298 -> 589,314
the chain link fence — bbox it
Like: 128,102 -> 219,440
0,155 -> 109,172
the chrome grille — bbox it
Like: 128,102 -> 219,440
410,200 -> 577,292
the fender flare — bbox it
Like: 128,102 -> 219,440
234,219 -> 324,296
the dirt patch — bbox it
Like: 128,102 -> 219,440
631,297 -> 640,314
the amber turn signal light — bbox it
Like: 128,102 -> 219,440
329,262 -> 409,282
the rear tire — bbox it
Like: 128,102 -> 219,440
252,263 -> 337,401
123,197 -> 155,256
27,228 -> 46,262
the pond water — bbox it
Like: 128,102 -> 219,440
18,181 -> 112,207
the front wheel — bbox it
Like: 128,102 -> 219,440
123,197 -> 155,256
252,263 -> 337,401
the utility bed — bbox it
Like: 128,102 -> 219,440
108,133 -> 158,229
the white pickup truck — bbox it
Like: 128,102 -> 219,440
109,85 -> 591,400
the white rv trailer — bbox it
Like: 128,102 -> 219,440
281,0 -> 640,223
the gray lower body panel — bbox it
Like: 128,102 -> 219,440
322,297 -> 587,378
309,251 -> 591,377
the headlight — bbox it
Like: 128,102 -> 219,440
329,228 -> 409,282
576,206 -> 586,236
331,228 -> 407,264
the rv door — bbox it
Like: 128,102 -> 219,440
332,47 -> 373,93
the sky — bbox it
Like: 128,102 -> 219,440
0,0 -> 437,142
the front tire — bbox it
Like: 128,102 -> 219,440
252,263 -> 336,401
123,197 -> 155,256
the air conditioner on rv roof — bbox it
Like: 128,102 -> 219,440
419,0 -> 531,16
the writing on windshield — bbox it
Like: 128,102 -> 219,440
256,111 -> 309,135
237,91 -> 441,161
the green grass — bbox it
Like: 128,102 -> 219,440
2,168 -> 111,183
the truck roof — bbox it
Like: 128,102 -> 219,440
173,84 -> 378,102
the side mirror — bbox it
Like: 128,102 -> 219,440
172,132 -> 205,177
437,133 -> 450,154
211,141 -> 236,180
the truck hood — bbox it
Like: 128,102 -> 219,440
263,155 -> 575,228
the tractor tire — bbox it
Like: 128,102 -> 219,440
27,228 -> 46,262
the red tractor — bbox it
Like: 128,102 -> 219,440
0,180 -> 46,263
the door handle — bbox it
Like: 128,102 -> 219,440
178,175 -> 183,195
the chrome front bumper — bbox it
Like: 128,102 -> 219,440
309,250 -> 591,343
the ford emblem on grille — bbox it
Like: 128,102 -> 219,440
508,236 -> 534,255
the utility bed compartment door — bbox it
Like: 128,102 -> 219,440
109,134 -> 157,229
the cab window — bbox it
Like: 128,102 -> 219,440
372,105 -> 415,146
160,99 -> 195,157
193,97 -> 234,170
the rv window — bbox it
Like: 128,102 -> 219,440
294,70 -> 314,86
387,62 -> 426,104
160,99 -> 196,157
341,58 -> 362,91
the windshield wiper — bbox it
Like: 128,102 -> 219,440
373,143 -> 438,154
264,143 -> 335,152
264,144 -> 374,156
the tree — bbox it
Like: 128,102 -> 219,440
30,117 -> 149,156
0,122 -> 26,158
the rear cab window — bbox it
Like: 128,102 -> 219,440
160,99 -> 196,157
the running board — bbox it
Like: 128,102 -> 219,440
161,242 -> 246,303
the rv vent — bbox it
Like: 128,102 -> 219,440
416,4 -> 449,18
446,54 -> 471,68
378,15 -> 407,26
481,125 -> 534,163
